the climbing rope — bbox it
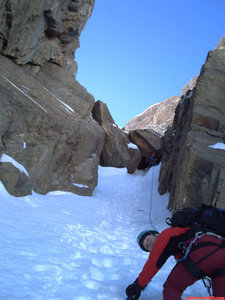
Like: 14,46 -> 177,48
148,166 -> 213,297
148,167 -> 158,231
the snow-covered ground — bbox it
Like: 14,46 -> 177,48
0,164 -> 207,299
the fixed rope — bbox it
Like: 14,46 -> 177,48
148,167 -> 158,231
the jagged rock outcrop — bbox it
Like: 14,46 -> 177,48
0,0 -> 107,197
125,96 -> 180,135
215,35 -> 225,50
158,47 -> 225,209
92,100 -> 141,173
0,0 -> 94,76
124,96 -> 180,160
180,76 -> 198,97
125,78 -> 198,159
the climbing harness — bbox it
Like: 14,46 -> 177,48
177,231 -> 225,296
177,232 -> 205,262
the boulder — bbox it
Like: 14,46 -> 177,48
158,48 -> 225,209
0,162 -> 32,197
92,100 -> 115,125
100,123 -> 141,174
91,100 -> 141,173
0,54 -> 105,196
129,129 -> 162,157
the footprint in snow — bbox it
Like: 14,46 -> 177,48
92,257 -> 114,268
90,266 -> 105,281
84,279 -> 101,290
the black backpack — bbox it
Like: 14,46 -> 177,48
166,204 -> 225,238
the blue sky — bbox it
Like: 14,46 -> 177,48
76,0 -> 225,127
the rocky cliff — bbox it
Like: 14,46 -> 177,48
0,0 -> 94,76
0,0 -> 106,197
125,96 -> 180,135
158,43 -> 225,209
124,78 -> 198,159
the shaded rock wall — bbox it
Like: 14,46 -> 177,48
0,0 -> 107,197
159,48 -> 225,209
0,55 -> 104,196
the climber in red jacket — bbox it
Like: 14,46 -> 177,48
125,227 -> 225,299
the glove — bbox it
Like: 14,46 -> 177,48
125,278 -> 144,300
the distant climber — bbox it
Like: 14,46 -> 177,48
137,152 -> 161,171
148,152 -> 158,166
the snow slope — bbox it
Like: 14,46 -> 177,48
0,165 -> 205,299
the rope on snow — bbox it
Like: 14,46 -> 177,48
148,167 -> 158,231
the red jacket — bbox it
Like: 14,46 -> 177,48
138,227 -> 190,287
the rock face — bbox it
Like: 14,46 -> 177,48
0,0 -> 94,76
215,35 -> 225,50
0,55 -> 104,196
125,77 -> 198,138
125,96 -> 180,135
180,76 -> 198,97
92,100 -> 141,174
158,48 -> 225,209
0,0 -> 107,197
124,96 -> 181,161
125,78 -> 198,159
